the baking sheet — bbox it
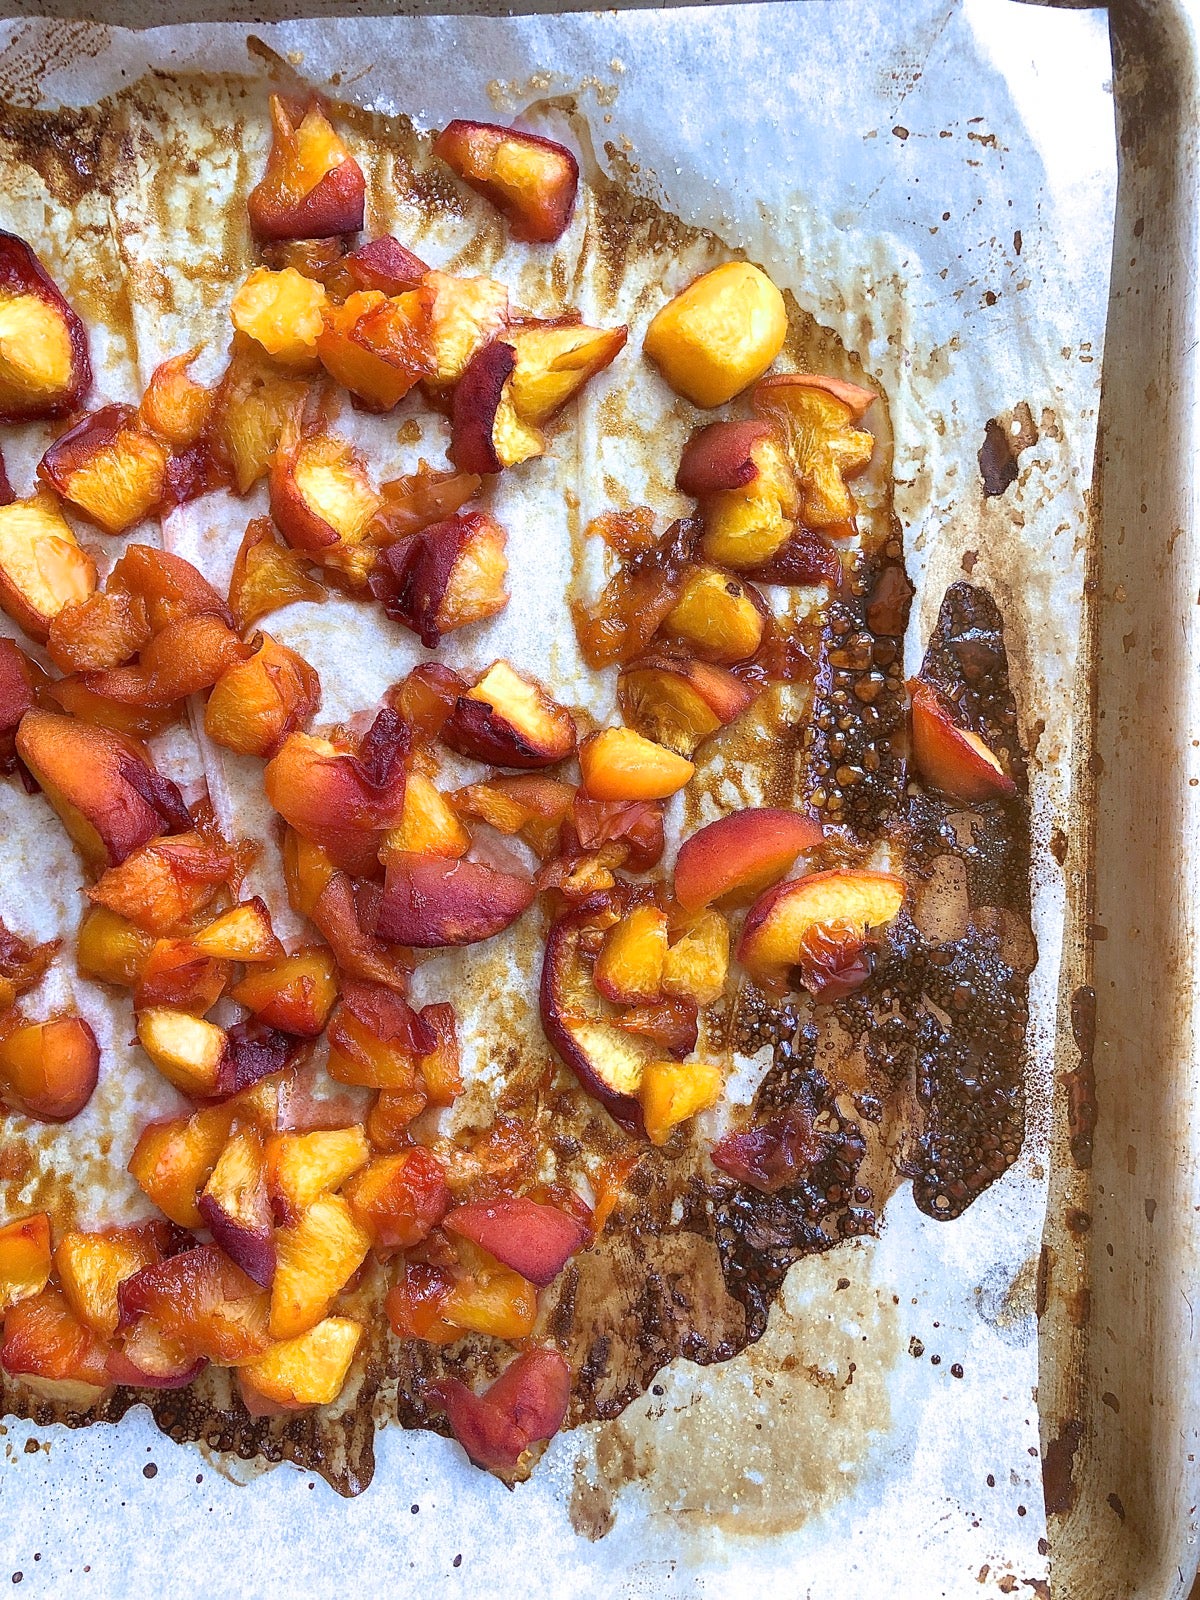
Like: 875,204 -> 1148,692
0,3 -> 1115,1595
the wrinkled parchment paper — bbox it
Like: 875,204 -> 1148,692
0,4 -> 1114,1595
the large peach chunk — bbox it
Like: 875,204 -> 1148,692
0,1015 -> 99,1122
343,1147 -> 449,1249
270,1193 -> 370,1340
134,940 -> 230,1018
248,95 -> 366,241
451,340 -> 545,475
424,271 -> 510,386
109,543 -> 233,632
0,232 -> 92,422
264,721 -> 408,877
118,1243 -> 272,1367
753,375 -> 875,530
662,911 -> 729,1005
55,1225 -> 167,1339
579,727 -> 694,802
40,405 -> 168,534
342,236 -> 428,294
618,654 -> 754,757
0,491 -> 96,643
211,343 -> 310,495
377,854 -> 535,948
231,948 -> 338,1038
0,1214 -> 52,1313
674,809 -> 823,912
204,632 -> 320,759
441,661 -> 576,769
369,510 -> 508,648
269,433 -> 380,558
128,1105 -> 235,1229
1,1286 -> 111,1407
506,319 -> 627,425
433,121 -> 578,243
444,1197 -> 587,1287
197,1126 -> 275,1288
379,770 -> 470,863
87,831 -> 232,936
230,266 -> 327,367
16,711 -> 187,867
136,1008 -> 227,1098
639,1059 -> 723,1147
316,288 -> 432,410
239,1316 -> 362,1410
47,585 -> 151,674
188,899 -> 283,965
662,566 -> 765,664
266,1126 -> 370,1226
696,433 -> 802,571
909,679 -> 1017,802
644,262 -> 786,408
737,868 -> 906,997
593,904 -> 668,1005
430,1346 -> 570,1478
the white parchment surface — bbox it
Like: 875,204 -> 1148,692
0,4 -> 1114,1596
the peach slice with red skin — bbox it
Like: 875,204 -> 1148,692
430,1346 -> 571,1479
0,490 -> 97,644
270,1193 -> 371,1340
0,232 -> 92,423
119,1243 -> 272,1367
570,794 -> 666,872
317,288 -> 433,411
343,236 -> 428,294
134,941 -> 230,1018
423,271 -> 510,386
248,96 -> 366,242
377,853 -> 536,948
230,948 -> 339,1038
87,831 -> 232,936
450,340 -> 545,475
433,121 -> 578,243
441,660 -> 576,769
0,1015 -> 99,1122
737,868 -> 906,997
204,632 -> 321,759
674,808 -> 824,912
1,1286 -> 112,1407
82,612 -> 251,710
107,1319 -> 207,1390
325,981 -> 433,1089
369,510 -> 509,648
579,727 -> 695,802
676,419 -> 780,496
343,1147 -> 449,1250
39,404 -> 168,535
198,1126 -> 276,1289
908,678 -> 1017,802
210,341 -> 310,495
269,433 -> 381,555
618,653 -> 755,758
444,1197 -> 588,1287
0,1213 -> 52,1312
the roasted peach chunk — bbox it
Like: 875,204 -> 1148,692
430,1345 -> 569,1478
451,774 -> 573,859
373,465 -> 481,543
370,510 -> 509,648
109,543 -> 233,632
228,517 -> 326,631
198,1126 -> 275,1288
188,899 -> 283,965
0,1214 -> 52,1313
423,271 -> 510,386
662,911 -> 729,1005
119,1243 -> 272,1367
270,433 -> 381,585
0,638 -> 41,771
0,490 -> 96,643
440,1245 -> 537,1341
230,267 -> 326,368
211,343 -> 310,495
377,854 -> 536,949
753,374 -> 875,530
55,1224 -> 166,1339
341,235 -> 428,295
270,1193 -> 371,1339
442,660 -> 576,769
506,319 -> 627,425
379,770 -> 470,863
266,1126 -> 370,1225
661,566 -> 765,664
325,985 -> 430,1090
579,727 -> 694,802
317,288 -> 432,410
231,948 -> 339,1037
0,1016 -> 99,1123
134,940 -> 230,1018
344,1147 -> 449,1250
738,868 -> 906,997
1,1286 -> 111,1407
696,433 -> 801,571
416,1002 -> 463,1107
433,121 -> 578,243
76,906 -> 154,988
87,831 -> 232,936
639,1059 -> 723,1147
84,611 -> 250,709
0,232 -> 92,422
673,808 -> 822,912
265,721 -> 408,878
248,95 -> 366,242
282,828 -> 338,920
44,676 -> 176,741
444,1197 -> 587,1288
618,654 -> 754,757
644,262 -> 786,408
138,349 -> 213,448
909,679 -> 1017,802
239,1315 -> 362,1409
40,405 -> 167,534
451,340 -> 545,475
136,1008 -> 227,1098
205,632 -> 321,759
593,904 -> 668,1005
128,1105 -> 236,1229
47,586 -> 150,675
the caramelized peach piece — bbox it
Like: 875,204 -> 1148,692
416,1002 -> 462,1106
39,405 -> 167,534
198,1126 -> 275,1288
370,510 -> 509,647
229,518 -> 326,632
737,868 -> 906,996
134,940 -> 230,1017
266,1126 -> 370,1225
139,349 -> 212,448
0,232 -> 92,422
317,288 -> 432,410
662,911 -> 729,1005
44,675 -> 177,740
282,827 -> 338,920
451,774 -> 573,859
0,918 -> 56,1017
445,1197 -> 587,1287
48,586 -> 150,674
373,465 -> 481,543
593,904 -> 668,1005
76,906 -> 154,988
644,262 -> 786,408
430,1346 -> 569,1478
188,899 -> 283,964
239,1315 -> 362,1409
83,611 -> 250,709
0,490 -> 96,643
451,340 -> 544,475
506,319 -> 627,425
270,1193 -> 370,1339
440,1247 -> 537,1340
433,121 -> 578,243
119,1243 -> 272,1366
579,727 -> 694,802
753,375 -> 875,529
0,1214 -> 52,1313
908,679 -> 1017,802
204,632 -> 320,758
230,267 -> 326,368
56,1224 -> 166,1339
343,1147 -> 449,1249
423,271 -> 510,386
128,1104 -> 237,1228
387,660 -> 463,739
676,419 -> 775,496
325,983 -> 432,1089
695,432 -> 802,572
264,720 -> 408,877
136,1008 -> 227,1098
211,342 -> 310,495
0,638 -> 41,771
0,1015 -> 99,1122
248,95 -> 366,242
618,654 -> 754,757
661,566 -> 765,664
442,660 -> 576,769
271,433 -> 381,585
231,948 -> 338,1038
379,770 -> 470,862
639,1059 -> 723,1147
342,236 -> 428,294
87,831 -> 232,936
109,543 -> 233,632
377,853 -> 535,948
673,808 -> 822,912
1,1286 -> 111,1406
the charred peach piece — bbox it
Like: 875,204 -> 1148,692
139,349 -> 213,448
0,491 -> 96,643
211,343 -> 310,495
231,948 -> 338,1038
48,586 -> 150,674
369,510 -> 509,648
673,808 -> 823,912
506,319 -> 628,425
264,723 -> 408,877
198,1126 -> 275,1288
0,1214 -> 52,1312
433,121 -> 578,243
908,679 -> 1017,802
239,1315 -> 362,1410
451,774 -> 573,859
76,906 -> 154,988
205,633 -> 321,759
136,1008 -> 227,1098
442,661 -> 576,769
317,288 -> 432,410
662,911 -> 729,1005
344,1147 -> 449,1250
444,1197 -> 587,1287
0,232 -> 91,423
430,1346 -> 569,1479
618,654 -> 754,757
0,1015 -> 99,1122
644,262 -> 786,408
753,375 -> 875,529
55,1225 -> 166,1339
128,1105 -> 235,1228
579,727 -> 694,802
270,1193 -> 370,1339
230,267 -> 326,368
377,853 -> 535,948
134,941 -> 230,1017
343,236 -> 428,295
662,566 -> 765,664
229,518 -> 325,632
119,1244 -> 272,1366
1,1286 -> 111,1406
639,1059 -> 723,1147
188,899 -> 283,965
593,904 -> 668,1005
423,271 -> 510,386
39,405 -> 167,534
379,770 -> 470,862
266,1126 -> 369,1225
248,96 -> 366,242
451,340 -> 544,475
109,544 -> 233,633
737,868 -> 906,995
88,832 -> 232,936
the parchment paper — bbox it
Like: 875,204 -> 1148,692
0,4 -> 1115,1596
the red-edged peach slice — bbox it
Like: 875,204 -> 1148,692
618,654 -> 755,757
264,719 -> 409,877
211,342 -> 310,496
39,404 -> 168,534
343,1147 -> 449,1249
0,490 -> 97,643
674,808 -> 823,912
1,1286 -> 112,1407
238,1316 -> 362,1411
737,868 -> 906,996
444,1197 -> 587,1287
441,661 -> 576,769
369,510 -> 508,648
908,678 -> 1017,802
0,232 -> 92,423
505,319 -> 627,426
87,829 -> 229,940
433,121 -> 578,243
197,1126 -> 276,1289
0,1015 -> 99,1122
84,612 -> 250,709
343,236 -> 429,294
204,631 -> 321,759
0,1214 -> 52,1312
423,271 -> 510,386
450,340 -> 545,475
676,420 -> 776,497
248,95 -> 366,242
377,853 -> 535,948
756,371 -> 878,423
696,429 -> 799,572
578,727 -> 694,802
269,433 -> 380,554
0,638 -> 40,770
752,375 -> 875,530
431,1345 -> 571,1478
118,1243 -> 272,1367
317,287 -> 433,411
